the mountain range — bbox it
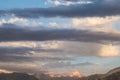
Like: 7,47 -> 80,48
0,67 -> 119,80
0,73 -> 38,80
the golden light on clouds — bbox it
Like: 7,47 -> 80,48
0,41 -> 36,48
40,41 -> 61,49
69,70 -> 83,78
99,44 -> 119,57
0,69 -> 12,73
72,16 -> 120,32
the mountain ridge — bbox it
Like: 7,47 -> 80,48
0,67 -> 119,80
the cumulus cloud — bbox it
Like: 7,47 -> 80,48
47,0 -> 93,6
71,16 -> 120,32
0,19 -> 6,25
0,18 -> 28,25
49,22 -> 58,27
99,44 -> 120,57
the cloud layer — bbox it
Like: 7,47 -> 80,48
0,0 -> 120,75
0,24 -> 120,43
0,40 -> 120,74
0,0 -> 120,18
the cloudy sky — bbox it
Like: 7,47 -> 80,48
0,0 -> 120,76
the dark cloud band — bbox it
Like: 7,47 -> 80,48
0,0 -> 120,18
0,24 -> 120,43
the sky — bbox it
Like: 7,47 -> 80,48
0,0 -> 120,76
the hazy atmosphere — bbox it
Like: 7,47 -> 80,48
0,0 -> 120,78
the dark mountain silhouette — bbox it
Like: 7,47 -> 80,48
0,67 -> 119,80
100,71 -> 120,80
34,72 -> 79,80
0,72 -> 38,80
34,67 -> 120,80
107,67 -> 120,75
99,67 -> 120,80
80,67 -> 120,80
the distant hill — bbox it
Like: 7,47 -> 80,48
107,67 -> 120,75
79,74 -> 104,80
0,72 -> 38,80
100,67 -> 120,80
100,71 -> 120,80
80,67 -> 120,80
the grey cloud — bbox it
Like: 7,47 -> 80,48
0,24 -> 120,43
0,46 -> 72,63
0,54 -> 72,63
0,47 -> 31,55
58,41 -> 101,56
0,0 -> 120,18
0,47 -> 32,62
43,61 -> 95,68
0,46 -> 62,55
